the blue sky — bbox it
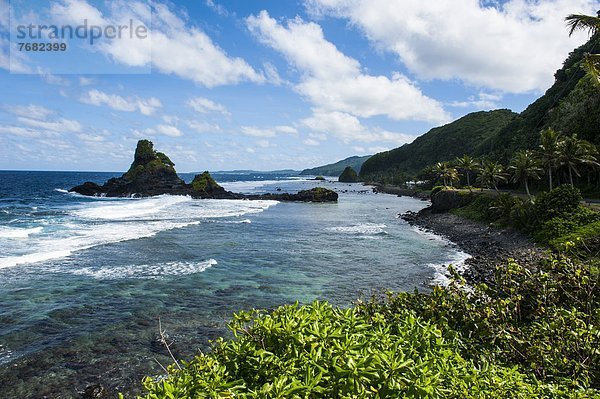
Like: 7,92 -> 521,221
0,0 -> 597,172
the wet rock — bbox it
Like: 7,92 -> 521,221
81,383 -> 106,399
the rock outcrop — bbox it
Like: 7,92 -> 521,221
251,187 -> 338,202
69,140 -> 337,203
338,166 -> 359,183
430,189 -> 474,213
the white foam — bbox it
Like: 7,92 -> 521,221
0,226 -> 43,239
0,221 -> 199,269
0,196 -> 277,269
70,259 -> 217,279
429,250 -> 471,287
73,195 -> 191,220
327,223 -> 387,235
411,226 -> 472,286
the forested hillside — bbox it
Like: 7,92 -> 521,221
360,33 -> 600,185
360,110 -> 517,183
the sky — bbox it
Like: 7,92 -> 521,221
0,0 -> 598,172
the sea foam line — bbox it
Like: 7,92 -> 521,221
70,259 -> 217,280
411,226 -> 471,286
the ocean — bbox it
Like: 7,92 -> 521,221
0,171 -> 468,398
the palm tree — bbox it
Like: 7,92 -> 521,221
566,12 -> 600,86
509,150 -> 542,198
477,160 -> 508,192
434,162 -> 458,187
558,134 -> 599,186
455,154 -> 478,190
538,128 -> 561,190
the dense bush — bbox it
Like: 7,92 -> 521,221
136,257 -> 600,398
533,185 -> 583,222
361,256 -> 600,389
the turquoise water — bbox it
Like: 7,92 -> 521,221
0,171 -> 467,398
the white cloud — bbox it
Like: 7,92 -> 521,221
156,124 -> 183,137
301,110 -> 416,144
79,77 -> 95,86
303,138 -> 320,146
7,105 -> 54,120
78,133 -> 105,142
274,125 -> 298,135
38,69 -> 70,86
186,120 -> 221,134
241,125 -> 298,138
0,126 -> 43,138
50,1 -> 263,87
80,89 -> 162,116
206,0 -> 230,17
17,116 -> 82,133
187,97 -> 230,116
246,11 -> 449,123
241,126 -> 276,138
256,139 -> 276,148
305,0 -> 598,93
449,92 -> 503,109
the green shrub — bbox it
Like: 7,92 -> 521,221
360,256 -> 600,390
488,193 -> 524,224
137,298 -> 599,399
533,185 -> 583,223
549,220 -> 600,253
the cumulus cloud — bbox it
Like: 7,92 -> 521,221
187,97 -> 230,116
80,89 -> 162,115
50,0 -> 264,87
301,110 -> 416,144
305,0 -> 598,93
246,11 -> 450,125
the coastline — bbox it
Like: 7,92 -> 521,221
402,206 -> 547,284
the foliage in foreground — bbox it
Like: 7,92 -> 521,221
137,254 -> 600,399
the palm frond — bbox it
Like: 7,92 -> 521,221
583,53 -> 600,86
565,14 -> 600,37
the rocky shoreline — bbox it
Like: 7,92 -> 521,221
402,207 -> 547,285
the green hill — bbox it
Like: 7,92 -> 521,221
360,110 -> 517,182
300,155 -> 371,177
361,33 -> 600,183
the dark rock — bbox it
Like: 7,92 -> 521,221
70,140 -> 187,197
252,187 -> 338,202
70,181 -> 104,196
338,166 -> 359,182
430,189 -> 474,213
190,171 -> 239,199
81,383 -> 106,399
